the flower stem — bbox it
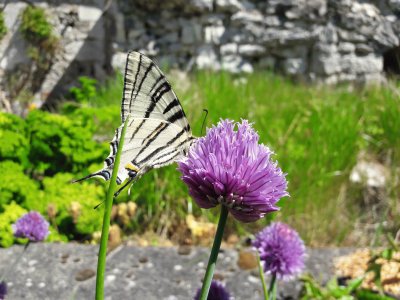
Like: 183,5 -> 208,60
268,274 -> 277,300
257,252 -> 268,300
95,117 -> 129,300
199,205 -> 229,300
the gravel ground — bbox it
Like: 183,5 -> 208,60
0,243 -> 355,300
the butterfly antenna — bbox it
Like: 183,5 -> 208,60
200,109 -> 208,136
93,200 -> 105,210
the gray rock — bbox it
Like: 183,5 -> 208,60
231,10 -> 264,24
181,21 -> 203,45
388,0 -> 400,11
258,56 -> 276,69
111,52 -> 128,72
282,57 -> 307,75
221,55 -> 253,73
337,29 -> 367,43
215,0 -> 246,12
195,45 -> 220,70
264,16 -> 281,27
318,23 -> 338,44
355,43 -> 374,55
338,42 -> 355,53
311,49 -> 342,75
0,243 -> 357,300
350,159 -> 389,188
185,0 -> 213,12
220,43 -> 238,55
238,44 -> 265,57
341,54 -> 383,74
204,25 -> 226,44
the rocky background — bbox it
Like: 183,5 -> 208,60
0,0 -> 400,107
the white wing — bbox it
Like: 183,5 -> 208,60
74,51 -> 195,185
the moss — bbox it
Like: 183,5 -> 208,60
0,161 -> 39,209
0,112 -> 30,167
0,202 -> 27,248
20,5 -> 58,70
20,6 -> 53,45
0,11 -> 7,40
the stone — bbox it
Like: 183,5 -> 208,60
350,160 -> 389,188
389,0 -> 400,11
221,55 -> 253,73
238,44 -> 265,57
282,57 -> 307,75
195,45 -> 220,70
273,45 -> 308,58
258,56 -> 276,69
318,23 -> 338,44
337,29 -> 367,42
220,43 -> 238,55
338,42 -> 355,53
264,16 -> 281,27
311,54 -> 342,75
355,43 -> 374,55
341,54 -> 383,74
77,6 -> 102,22
185,0 -> 213,12
231,10 -> 264,24
215,0 -> 244,12
181,20 -> 203,45
204,25 -> 226,44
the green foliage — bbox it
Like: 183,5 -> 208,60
26,109 -> 107,175
33,173 -> 105,238
0,112 -> 30,167
0,202 -> 27,248
69,77 -> 98,104
300,274 -> 396,300
20,5 -> 58,69
0,11 -> 7,40
20,6 -> 53,44
0,161 -> 39,209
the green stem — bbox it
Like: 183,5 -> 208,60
95,117 -> 129,300
268,274 -> 277,300
199,205 -> 229,300
0,242 -> 29,282
257,253 -> 268,300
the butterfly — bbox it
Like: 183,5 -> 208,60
74,51 -> 196,195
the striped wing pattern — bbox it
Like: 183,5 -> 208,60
76,51 -> 195,185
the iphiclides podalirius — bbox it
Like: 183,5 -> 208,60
74,51 -> 196,194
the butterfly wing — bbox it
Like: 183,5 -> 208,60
74,51 -> 194,184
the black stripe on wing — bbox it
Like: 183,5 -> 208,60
134,127 -> 187,166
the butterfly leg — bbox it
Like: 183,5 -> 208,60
114,175 -> 137,197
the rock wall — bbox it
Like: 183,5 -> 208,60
0,0 -> 113,110
0,0 -> 399,109
116,0 -> 400,85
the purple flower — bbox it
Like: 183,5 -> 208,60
253,222 -> 306,280
194,280 -> 230,300
12,211 -> 49,242
0,281 -> 6,300
178,119 -> 288,223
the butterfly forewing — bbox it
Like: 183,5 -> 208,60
121,51 -> 190,132
74,51 -> 195,187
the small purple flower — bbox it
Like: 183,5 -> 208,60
253,222 -> 306,280
178,119 -> 288,223
12,211 -> 49,242
194,280 -> 230,300
0,281 -> 6,300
